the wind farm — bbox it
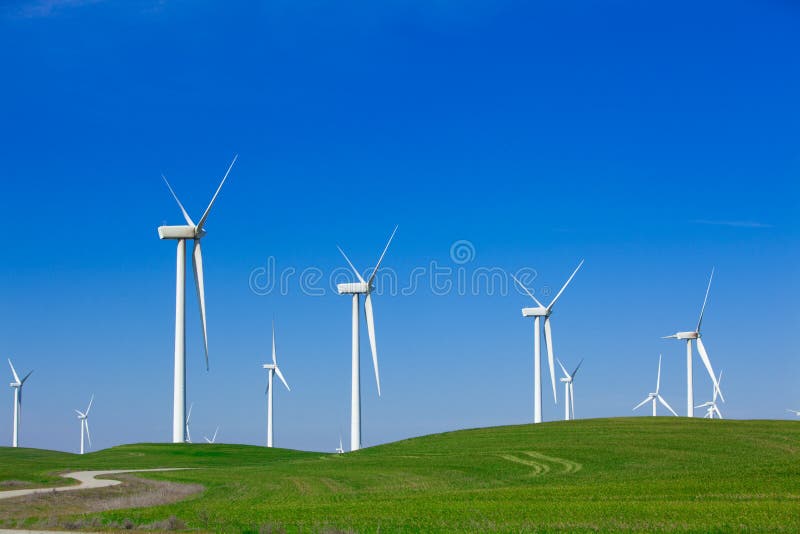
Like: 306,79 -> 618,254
1,1 -> 797,533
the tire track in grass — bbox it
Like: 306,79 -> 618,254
521,451 -> 582,473
498,454 -> 550,476
499,451 -> 582,476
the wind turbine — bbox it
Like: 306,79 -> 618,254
74,394 -> 94,455
185,402 -> 194,444
695,370 -> 724,419
158,155 -> 237,443
204,426 -> 219,444
634,354 -> 678,416
7,359 -> 33,448
336,435 -> 344,454
663,268 -> 724,417
336,226 -> 397,451
556,358 -> 583,421
263,320 -> 291,448
787,409 -> 800,417
512,260 -> 584,423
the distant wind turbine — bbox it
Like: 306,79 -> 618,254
557,358 -> 583,421
74,395 -> 94,455
7,358 -> 33,448
663,268 -> 723,417
695,371 -> 724,419
634,355 -> 678,417
158,155 -> 237,443
204,426 -> 219,444
336,226 -> 397,451
185,402 -> 194,444
263,320 -> 291,448
512,260 -> 584,423
336,435 -> 344,454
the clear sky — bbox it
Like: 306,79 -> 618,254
0,1 -> 798,453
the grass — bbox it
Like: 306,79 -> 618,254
0,418 -> 798,532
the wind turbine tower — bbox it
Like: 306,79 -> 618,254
336,226 -> 397,451
74,395 -> 94,455
7,359 -> 32,448
512,260 -> 584,423
663,268 -> 724,417
157,155 -> 237,443
263,320 -> 291,448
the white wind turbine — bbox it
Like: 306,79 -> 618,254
7,359 -> 33,448
695,370 -> 723,419
204,426 -> 219,444
336,435 -> 344,454
158,155 -> 237,443
512,260 -> 584,423
336,226 -> 397,451
633,354 -> 678,417
663,268 -> 724,417
556,358 -> 583,421
185,402 -> 194,444
74,394 -> 94,455
263,320 -> 291,448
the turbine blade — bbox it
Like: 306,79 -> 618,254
75,409 -> 84,417
633,397 -> 650,411
85,420 -> 92,448
713,369 -> 723,403
7,359 -> 20,383
187,402 -> 193,424
275,366 -> 291,391
547,259 -> 584,311
213,426 -> 219,442
511,273 -> 545,307
367,225 -> 398,285
85,394 -> 94,415
364,293 -> 381,396
714,406 -> 723,419
161,175 -> 195,226
695,338 -> 723,402
20,370 -> 33,385
556,357 -> 569,378
337,246 -> 366,284
571,358 -> 584,378
658,395 -> 678,416
192,240 -> 210,370
656,354 -> 662,393
543,317 -> 557,403
570,383 -> 575,419
696,267 -> 714,333
197,154 -> 237,229
272,319 -> 277,365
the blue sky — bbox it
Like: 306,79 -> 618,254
0,0 -> 798,453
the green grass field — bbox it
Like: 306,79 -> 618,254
1,418 -> 798,532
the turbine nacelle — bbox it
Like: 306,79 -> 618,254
157,225 -> 200,240
262,363 -> 276,370
337,282 -> 371,295
521,306 -> 549,317
666,331 -> 700,340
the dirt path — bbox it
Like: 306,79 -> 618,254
0,469 -> 190,501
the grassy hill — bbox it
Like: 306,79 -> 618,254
1,418 -> 798,532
